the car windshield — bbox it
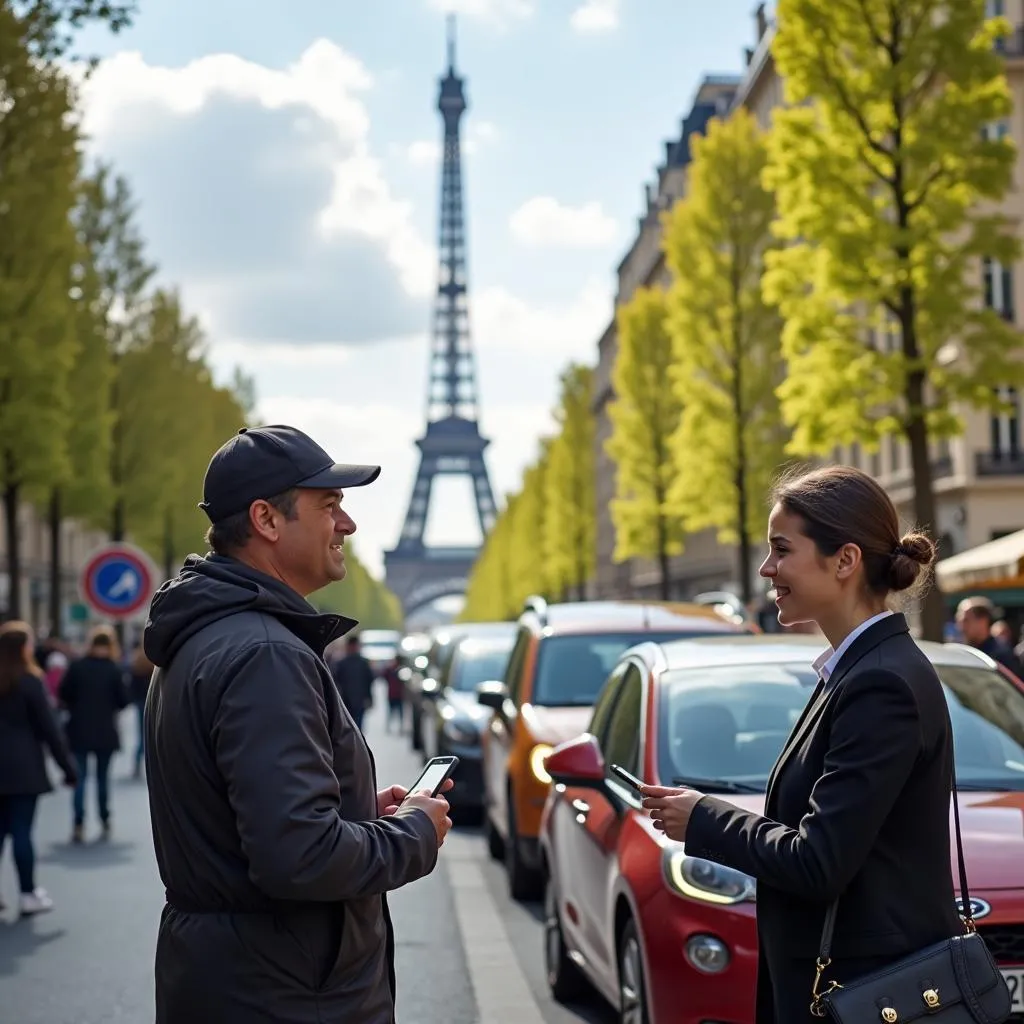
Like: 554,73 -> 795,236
657,661 -> 1024,792
449,639 -> 515,692
533,632 -> 723,707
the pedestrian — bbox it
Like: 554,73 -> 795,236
641,466 -> 967,1023
0,621 -> 78,916
331,633 -> 376,732
58,625 -> 131,843
128,644 -> 154,779
143,424 -> 452,1024
383,657 -> 405,733
956,595 -> 1024,678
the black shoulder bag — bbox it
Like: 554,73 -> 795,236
810,777 -> 1012,1023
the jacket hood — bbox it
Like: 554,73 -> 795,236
144,554 -> 357,667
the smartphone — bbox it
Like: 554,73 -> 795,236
609,763 -> 645,791
404,755 -> 459,800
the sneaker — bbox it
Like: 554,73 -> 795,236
20,888 -> 53,916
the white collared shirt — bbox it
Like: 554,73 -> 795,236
812,610 -> 894,685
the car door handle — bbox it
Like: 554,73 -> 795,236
571,798 -> 590,819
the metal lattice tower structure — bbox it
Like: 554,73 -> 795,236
384,17 -> 497,616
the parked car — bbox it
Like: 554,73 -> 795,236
420,631 -> 517,814
407,622 -> 515,752
477,597 -> 750,900
540,635 -> 1024,1024
358,629 -> 401,673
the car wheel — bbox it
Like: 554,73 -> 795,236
506,795 -> 541,901
618,918 -> 649,1024
544,871 -> 586,1002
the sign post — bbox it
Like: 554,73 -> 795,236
79,543 -> 157,621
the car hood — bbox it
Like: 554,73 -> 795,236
444,689 -> 491,722
522,704 -> 592,746
713,790 -> 1024,892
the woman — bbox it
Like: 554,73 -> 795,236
642,465 -> 961,1023
0,621 -> 77,915
58,626 -> 130,843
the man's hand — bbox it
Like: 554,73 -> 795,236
377,785 -> 407,817
402,781 -> 454,847
378,777 -> 453,817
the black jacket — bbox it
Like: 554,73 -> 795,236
332,653 -> 376,716
686,614 -> 961,1023
143,554 -> 439,1024
58,655 -> 130,754
0,673 -> 76,795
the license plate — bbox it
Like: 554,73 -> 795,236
1001,967 -> 1024,1012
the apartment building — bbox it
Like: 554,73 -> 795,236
592,1 -> 1024,609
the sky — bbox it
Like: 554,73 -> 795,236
73,0 -> 765,578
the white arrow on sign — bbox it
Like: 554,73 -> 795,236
107,570 -> 138,599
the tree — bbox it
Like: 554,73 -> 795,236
663,108 -> 788,604
764,0 -> 1022,639
508,441 -> 553,607
460,492 -> 520,622
0,9 -> 81,619
311,547 -> 403,630
12,0 -> 136,60
606,287 -> 685,599
544,363 -> 596,601
76,165 -> 157,541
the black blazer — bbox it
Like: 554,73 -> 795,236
686,613 -> 962,1023
0,673 -> 76,795
58,656 -> 130,754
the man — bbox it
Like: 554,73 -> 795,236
955,595 -> 1024,677
331,633 -> 376,732
143,424 -> 451,1024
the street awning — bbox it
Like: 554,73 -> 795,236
935,528 -> 1024,594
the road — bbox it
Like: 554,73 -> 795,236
0,695 -> 616,1024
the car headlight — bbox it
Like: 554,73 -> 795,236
442,719 -> 479,745
530,743 -> 554,784
663,850 -> 756,905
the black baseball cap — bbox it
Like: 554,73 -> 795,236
199,424 -> 381,523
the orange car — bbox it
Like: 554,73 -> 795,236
476,597 -> 749,900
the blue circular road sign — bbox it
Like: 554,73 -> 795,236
80,544 -> 156,619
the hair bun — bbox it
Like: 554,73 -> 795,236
886,531 -> 936,592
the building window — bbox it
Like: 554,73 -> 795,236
870,448 -> 881,477
983,257 -> 1015,321
986,0 -> 1005,18
982,119 -> 1010,141
990,387 -> 1021,460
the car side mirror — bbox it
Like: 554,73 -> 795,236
545,733 -> 606,790
476,680 -> 507,710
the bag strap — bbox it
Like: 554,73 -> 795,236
817,752 -> 973,966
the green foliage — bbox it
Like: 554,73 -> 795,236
663,107 -> 788,600
0,7 -> 80,502
544,363 -> 596,601
459,491 -> 520,622
765,0 -> 1022,637
606,286 -> 685,596
508,439 -> 553,606
310,547 -> 403,630
765,0 -> 1022,453
11,0 -> 136,59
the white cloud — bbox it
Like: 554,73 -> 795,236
426,0 -> 534,24
75,41 -> 612,584
77,42 -> 435,300
509,196 -> 618,248
570,0 -> 621,32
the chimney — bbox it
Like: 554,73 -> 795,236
755,2 -> 767,39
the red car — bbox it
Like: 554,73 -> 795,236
540,635 -> 1024,1024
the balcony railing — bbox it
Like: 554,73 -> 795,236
975,450 -> 1024,476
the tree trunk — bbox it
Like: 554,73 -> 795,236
731,255 -> 752,604
48,489 -> 62,638
3,475 -> 21,621
657,513 -> 670,601
111,498 -> 125,543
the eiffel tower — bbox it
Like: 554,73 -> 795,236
384,16 -> 497,618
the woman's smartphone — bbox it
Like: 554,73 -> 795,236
404,755 -> 459,800
609,763 -> 645,791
